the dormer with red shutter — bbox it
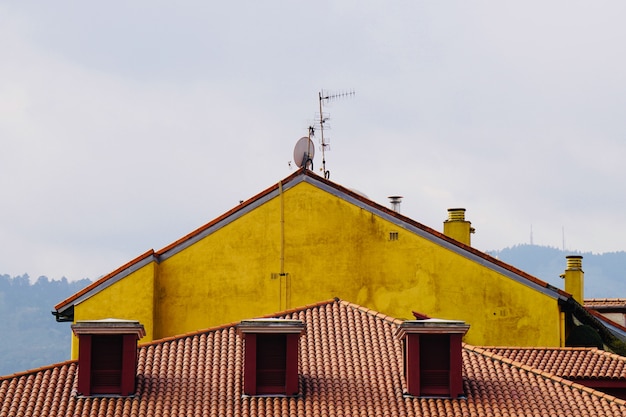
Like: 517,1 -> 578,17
395,318 -> 470,398
71,318 -> 146,397
237,318 -> 305,396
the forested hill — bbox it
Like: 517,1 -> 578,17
0,274 -> 91,376
487,244 -> 626,298
1,244 -> 625,376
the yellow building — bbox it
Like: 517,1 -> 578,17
55,169 -> 592,357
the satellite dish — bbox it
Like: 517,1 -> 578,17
293,136 -> 315,169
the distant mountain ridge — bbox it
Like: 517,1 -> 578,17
487,244 -> 626,298
1,244 -> 625,375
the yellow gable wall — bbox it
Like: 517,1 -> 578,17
278,181 -> 560,346
71,261 -> 156,357
155,203 -> 283,339
70,179 -> 562,355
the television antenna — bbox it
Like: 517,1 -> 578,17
309,89 -> 355,179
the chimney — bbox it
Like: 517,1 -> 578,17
395,318 -> 469,398
561,255 -> 584,303
238,318 -> 305,396
388,196 -> 403,213
72,318 -> 145,397
443,208 -> 474,246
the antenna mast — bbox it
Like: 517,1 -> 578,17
312,89 -> 355,179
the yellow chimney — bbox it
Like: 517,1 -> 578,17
443,208 -> 474,246
561,255 -> 584,303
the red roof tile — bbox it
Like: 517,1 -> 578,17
5,299 -> 626,416
586,299 -> 626,309
483,347 -> 626,380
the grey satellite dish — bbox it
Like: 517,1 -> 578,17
293,136 -> 315,169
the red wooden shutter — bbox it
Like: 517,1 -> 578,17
91,335 -> 123,394
420,334 -> 451,396
256,334 -> 287,394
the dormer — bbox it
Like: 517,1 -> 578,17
395,318 -> 470,398
237,318 -> 305,396
71,319 -> 145,397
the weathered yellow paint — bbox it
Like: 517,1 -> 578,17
560,311 -> 566,346
71,261 -> 156,358
68,177 -> 563,354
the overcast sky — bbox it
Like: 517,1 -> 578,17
2,2 -> 626,282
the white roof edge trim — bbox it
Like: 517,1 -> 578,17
59,173 -> 563,312
305,176 -> 565,301
158,176 -> 305,261
57,254 -> 156,313
58,176 -> 308,312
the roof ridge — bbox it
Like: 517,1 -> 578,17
484,346 -> 597,351
140,321 -> 241,347
486,345 -> 626,360
139,298 -> 339,348
259,298 -> 339,318
340,300 -> 405,326
465,344 -> 626,405
54,249 -> 156,310
54,169 -> 570,315
311,172 -> 569,300
53,170 -> 309,313
0,359 -> 77,382
156,168 -> 306,257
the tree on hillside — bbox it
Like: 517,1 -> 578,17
0,274 -> 91,376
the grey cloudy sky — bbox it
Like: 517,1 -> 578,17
2,2 -> 626,282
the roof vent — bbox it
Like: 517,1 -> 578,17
388,196 -> 403,213
566,255 -> 583,270
395,319 -> 469,398
72,319 -> 145,397
560,255 -> 584,303
443,208 -> 474,246
238,318 -> 305,396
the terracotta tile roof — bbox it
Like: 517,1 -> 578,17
483,347 -> 626,380
6,299 -> 626,416
54,169 -> 570,315
586,299 -> 626,309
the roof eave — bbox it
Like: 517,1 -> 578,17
53,168 -> 567,315
53,249 -> 157,314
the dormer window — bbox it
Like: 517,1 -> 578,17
238,318 -> 305,396
72,319 -> 145,397
395,319 -> 469,398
